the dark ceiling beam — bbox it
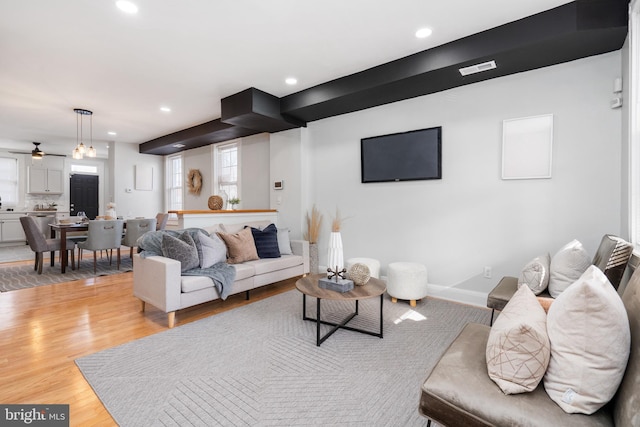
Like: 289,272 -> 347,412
280,0 -> 628,123
139,0 -> 628,156
221,87 -> 306,132
139,119 -> 260,155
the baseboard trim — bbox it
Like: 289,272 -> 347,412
426,283 -> 488,307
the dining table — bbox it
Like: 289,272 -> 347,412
49,223 -> 88,273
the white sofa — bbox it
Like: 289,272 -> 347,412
133,221 -> 309,328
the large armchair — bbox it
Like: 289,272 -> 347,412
419,258 -> 640,426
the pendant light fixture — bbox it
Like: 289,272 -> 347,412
73,108 -> 97,159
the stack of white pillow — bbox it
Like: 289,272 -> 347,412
486,239 -> 631,415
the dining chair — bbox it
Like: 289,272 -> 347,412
19,216 -> 76,274
122,218 -> 157,259
156,213 -> 169,230
77,220 -> 125,274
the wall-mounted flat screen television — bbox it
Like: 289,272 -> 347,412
361,126 -> 442,183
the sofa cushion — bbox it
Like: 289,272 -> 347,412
548,239 -> 591,298
244,254 -> 304,276
544,265 -> 630,414
181,275 -> 216,293
486,285 -> 550,394
221,220 -> 271,234
232,263 -> 256,281
194,231 -> 227,268
250,223 -> 280,258
161,232 -> 199,272
202,223 -> 224,235
518,253 -> 550,295
277,227 -> 293,255
217,228 -> 259,264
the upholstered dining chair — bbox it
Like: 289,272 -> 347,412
20,216 -> 76,274
77,220 -> 124,274
155,213 -> 169,230
122,218 -> 157,259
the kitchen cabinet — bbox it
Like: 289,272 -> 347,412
0,214 -> 26,243
28,167 -> 63,194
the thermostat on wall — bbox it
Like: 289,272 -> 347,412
274,180 -> 284,190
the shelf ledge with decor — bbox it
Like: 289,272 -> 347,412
168,210 -> 278,229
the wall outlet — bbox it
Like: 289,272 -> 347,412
483,266 -> 492,279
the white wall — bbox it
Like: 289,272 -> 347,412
269,128 -> 306,239
111,142 -> 164,218
273,51 -> 623,303
181,133 -> 271,211
240,133 -> 270,209
183,145 -> 212,210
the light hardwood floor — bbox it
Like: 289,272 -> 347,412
0,259 -> 296,426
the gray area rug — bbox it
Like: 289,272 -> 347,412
0,255 -> 133,292
76,290 -> 490,426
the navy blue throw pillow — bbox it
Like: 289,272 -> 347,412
249,223 -> 281,258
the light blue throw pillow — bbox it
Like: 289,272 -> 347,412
194,231 -> 227,268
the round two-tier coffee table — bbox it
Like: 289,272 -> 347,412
295,273 -> 386,346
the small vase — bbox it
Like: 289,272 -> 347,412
309,242 -> 319,274
219,190 -> 228,209
327,232 -> 344,273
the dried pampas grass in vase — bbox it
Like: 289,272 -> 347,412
304,204 -> 323,244
304,204 -> 323,274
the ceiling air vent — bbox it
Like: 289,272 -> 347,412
459,60 -> 497,76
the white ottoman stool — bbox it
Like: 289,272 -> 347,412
387,262 -> 428,307
346,257 -> 380,279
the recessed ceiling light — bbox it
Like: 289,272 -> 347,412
160,106 -> 171,113
172,143 -> 186,148
415,27 -> 433,39
116,1 -> 138,14
285,77 -> 298,85
108,131 -> 117,136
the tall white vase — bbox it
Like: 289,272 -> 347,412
327,232 -> 344,273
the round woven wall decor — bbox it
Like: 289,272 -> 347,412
208,195 -> 223,210
348,263 -> 371,286
187,169 -> 203,195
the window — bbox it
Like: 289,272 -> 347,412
0,157 -> 18,206
71,164 -> 98,174
215,141 -> 240,200
166,154 -> 183,214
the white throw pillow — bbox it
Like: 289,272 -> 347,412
486,285 -> 550,394
544,265 -> 630,414
548,239 -> 591,298
518,253 -> 550,295
277,227 -> 293,255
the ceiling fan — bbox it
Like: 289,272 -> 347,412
9,142 -> 66,158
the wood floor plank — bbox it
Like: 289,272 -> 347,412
0,260 -> 296,426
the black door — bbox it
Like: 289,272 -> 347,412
70,174 -> 99,219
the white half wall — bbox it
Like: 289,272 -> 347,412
273,51 -> 623,303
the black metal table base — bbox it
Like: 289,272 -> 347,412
302,294 -> 384,346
